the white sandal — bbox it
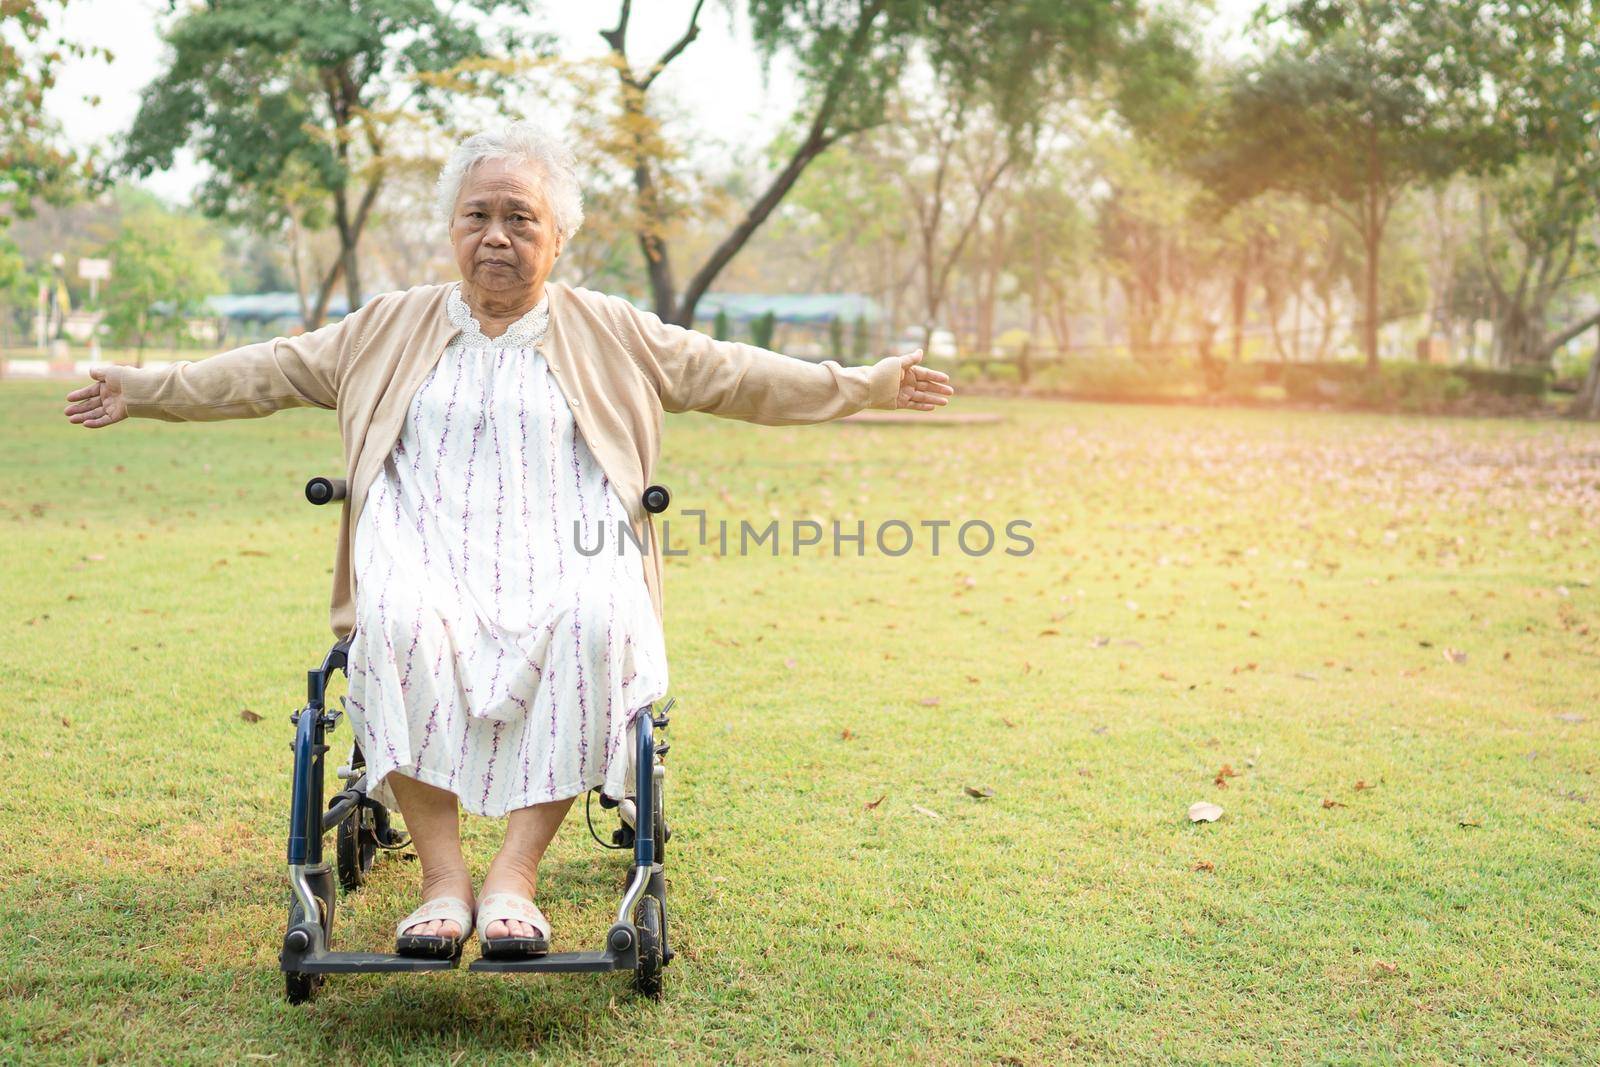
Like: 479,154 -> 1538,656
394,896 -> 474,960
475,892 -> 552,959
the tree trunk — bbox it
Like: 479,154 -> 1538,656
1230,269 -> 1247,363
1569,323 -> 1600,419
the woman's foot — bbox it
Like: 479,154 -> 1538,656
398,896 -> 473,940
480,792 -> 574,943
479,873 -> 543,941
394,893 -> 475,959
400,869 -> 476,940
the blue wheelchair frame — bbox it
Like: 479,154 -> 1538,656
279,478 -> 675,1002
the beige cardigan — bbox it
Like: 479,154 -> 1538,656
108,280 -> 904,639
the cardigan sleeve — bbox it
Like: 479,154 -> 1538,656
599,293 -> 902,425
107,293 -> 389,422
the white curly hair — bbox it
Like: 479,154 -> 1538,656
433,120 -> 585,242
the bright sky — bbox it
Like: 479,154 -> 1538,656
45,0 -> 1265,206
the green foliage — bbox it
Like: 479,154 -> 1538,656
654,0 -> 1148,322
827,316 -> 844,360
1463,2 -> 1600,366
120,0 -> 537,218
0,0 -> 103,221
712,308 -> 730,342
1282,361 -> 1549,409
1191,1 -> 1495,369
0,233 -> 33,340
97,204 -> 224,355
850,314 -> 870,360
117,0 -> 542,323
750,309 -> 776,350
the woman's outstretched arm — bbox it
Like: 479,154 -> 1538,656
598,292 -> 951,425
62,294 -> 390,428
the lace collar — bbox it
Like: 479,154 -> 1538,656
446,282 -> 551,349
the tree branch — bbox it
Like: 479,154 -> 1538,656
674,0 -> 888,322
640,0 -> 705,92
600,0 -> 633,63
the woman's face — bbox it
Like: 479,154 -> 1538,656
449,157 -> 564,298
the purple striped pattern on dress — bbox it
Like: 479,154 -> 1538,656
343,284 -> 669,818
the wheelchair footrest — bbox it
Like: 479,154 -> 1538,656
289,951 -> 461,973
468,950 -> 621,974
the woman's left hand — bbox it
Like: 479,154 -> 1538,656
895,349 -> 955,411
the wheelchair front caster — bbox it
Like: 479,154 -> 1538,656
285,968 -> 321,1005
632,895 -> 664,1000
282,896 -> 329,1004
335,805 -> 379,892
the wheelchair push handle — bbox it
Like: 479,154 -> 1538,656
304,477 -> 347,506
305,476 -> 671,512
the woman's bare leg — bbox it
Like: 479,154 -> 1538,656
386,771 -> 473,938
481,795 -> 577,939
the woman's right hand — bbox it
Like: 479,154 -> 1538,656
63,366 -> 128,429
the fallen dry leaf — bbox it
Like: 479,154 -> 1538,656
1374,961 -> 1398,974
1000,717 -> 1018,728
911,804 -> 942,819
1188,801 -> 1224,823
1193,860 -> 1215,872
963,785 -> 995,799
840,728 -> 854,741
1321,797 -> 1346,809
1555,713 -> 1587,724
864,794 -> 886,810
239,708 -> 262,724
919,697 -> 941,707
1354,780 -> 1373,791
1443,648 -> 1468,664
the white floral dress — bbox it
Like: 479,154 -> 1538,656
343,283 -> 669,817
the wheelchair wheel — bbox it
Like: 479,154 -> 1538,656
283,896 -> 327,1005
285,968 -> 320,1005
631,895 -> 663,999
335,805 -> 379,892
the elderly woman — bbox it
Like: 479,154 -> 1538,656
62,121 -> 954,961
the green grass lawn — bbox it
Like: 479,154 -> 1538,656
3,379 -> 1598,1063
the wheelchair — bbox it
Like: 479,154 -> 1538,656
278,476 -> 677,1003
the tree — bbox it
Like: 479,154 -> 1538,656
1092,129 -> 1213,361
2,0 -> 101,222
750,309 -> 775,349
98,200 -> 224,365
888,82 -> 1020,352
0,233 -> 30,356
1466,1 -> 1600,372
1004,161 -> 1094,357
1196,1 -> 1488,372
118,0 -> 540,328
780,126 -> 917,347
592,0 -> 1140,325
